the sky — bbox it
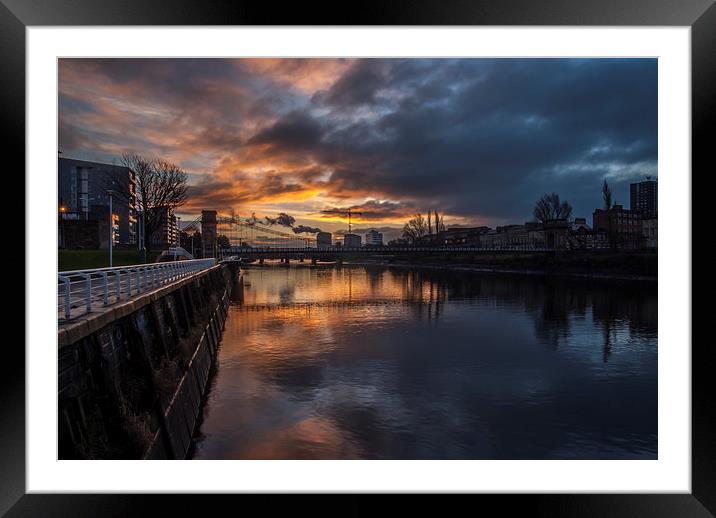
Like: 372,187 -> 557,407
58,58 -> 657,236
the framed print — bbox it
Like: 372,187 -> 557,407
6,0 -> 712,514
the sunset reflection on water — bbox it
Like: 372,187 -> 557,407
191,265 -> 657,460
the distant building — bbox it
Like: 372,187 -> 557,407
524,221 -> 546,246
630,178 -> 657,218
566,217 -> 610,250
593,205 -> 643,249
478,222 -> 549,248
483,225 -> 526,247
439,226 -> 491,245
571,217 -> 589,231
364,229 -> 384,246
343,233 -> 361,248
541,219 -> 570,249
150,205 -> 178,249
642,217 -> 658,249
58,157 -> 137,246
316,231 -> 333,247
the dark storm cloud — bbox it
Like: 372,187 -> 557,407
315,59 -> 389,107
247,110 -> 324,151
322,200 -> 417,221
318,58 -> 657,222
234,58 -> 656,222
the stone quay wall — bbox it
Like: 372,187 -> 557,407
58,262 -> 239,459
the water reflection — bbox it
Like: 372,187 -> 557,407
192,265 -> 657,459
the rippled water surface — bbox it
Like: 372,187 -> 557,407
192,265 -> 657,459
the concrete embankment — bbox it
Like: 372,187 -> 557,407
58,262 -> 239,459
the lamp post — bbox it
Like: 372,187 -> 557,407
58,206 -> 67,248
137,209 -> 145,263
106,190 -> 115,267
136,210 -> 141,251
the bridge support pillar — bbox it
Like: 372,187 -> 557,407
201,210 -> 217,259
259,258 -> 264,265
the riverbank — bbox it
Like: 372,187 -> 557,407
240,251 -> 657,282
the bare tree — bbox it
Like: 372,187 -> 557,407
402,213 -> 429,244
434,210 -> 445,232
602,178 -> 613,210
533,193 -> 573,223
120,153 -> 189,254
602,178 -> 617,250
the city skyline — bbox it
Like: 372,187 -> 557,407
58,58 -> 657,232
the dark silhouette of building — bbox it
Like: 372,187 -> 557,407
149,205 -> 178,249
364,229 -> 384,246
317,232 -> 333,247
439,226 -> 491,245
593,205 -> 643,249
630,178 -> 657,218
566,218 -> 609,250
344,233 -> 361,247
58,157 -> 137,246
642,217 -> 658,249
541,219 -> 570,249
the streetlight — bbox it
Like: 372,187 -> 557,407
106,190 -> 116,267
58,206 -> 67,248
137,209 -> 146,263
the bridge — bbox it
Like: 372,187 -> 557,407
180,213 -> 318,251
223,245 -> 555,262
183,211 -> 561,258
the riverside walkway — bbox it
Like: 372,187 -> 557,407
57,258 -> 216,322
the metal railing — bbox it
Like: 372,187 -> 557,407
226,245 -> 556,253
58,258 -> 216,321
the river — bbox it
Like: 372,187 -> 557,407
191,264 -> 657,459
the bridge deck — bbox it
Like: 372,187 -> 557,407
226,245 -> 554,256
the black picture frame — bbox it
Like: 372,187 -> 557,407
6,0 -> 711,515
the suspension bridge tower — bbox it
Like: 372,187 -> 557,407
201,210 -> 217,258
